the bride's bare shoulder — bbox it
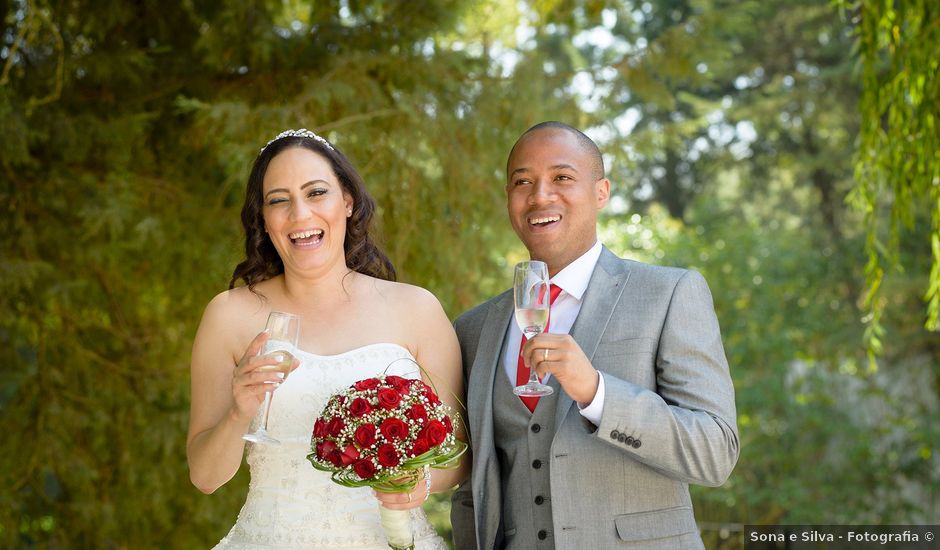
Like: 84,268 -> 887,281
206,285 -> 266,313
194,284 -> 274,362
366,277 -> 443,311
200,283 -> 273,333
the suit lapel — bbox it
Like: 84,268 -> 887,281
467,289 -> 512,443
554,247 -> 631,429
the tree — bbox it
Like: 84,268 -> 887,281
845,0 -> 940,361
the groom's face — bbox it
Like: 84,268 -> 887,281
506,128 -> 610,276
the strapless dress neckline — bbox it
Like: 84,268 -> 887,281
292,341 -> 413,359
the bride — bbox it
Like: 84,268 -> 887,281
187,129 -> 466,549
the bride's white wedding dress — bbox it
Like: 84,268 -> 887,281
213,343 -> 448,550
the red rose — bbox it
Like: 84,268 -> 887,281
419,419 -> 448,446
385,375 -> 412,392
443,414 -> 453,434
377,443 -> 400,468
339,444 -> 360,466
315,440 -> 337,460
409,437 -> 430,457
354,424 -> 377,448
328,449 -> 344,467
423,386 -> 441,405
377,388 -> 403,410
354,378 -> 381,391
380,417 -> 409,441
313,418 -> 328,438
353,458 -> 377,479
406,404 -> 428,423
349,397 -> 373,417
327,416 -> 345,437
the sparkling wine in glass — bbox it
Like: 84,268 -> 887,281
242,311 -> 300,445
512,261 -> 554,397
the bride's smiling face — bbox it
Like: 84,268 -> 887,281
262,147 -> 353,277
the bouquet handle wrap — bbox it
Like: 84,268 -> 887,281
378,504 -> 413,550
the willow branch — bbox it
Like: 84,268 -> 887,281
0,4 -> 32,86
25,5 -> 65,113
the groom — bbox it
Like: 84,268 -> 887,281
451,121 -> 739,549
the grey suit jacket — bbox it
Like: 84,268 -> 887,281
451,247 -> 739,549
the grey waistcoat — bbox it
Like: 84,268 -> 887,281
492,349 -> 561,550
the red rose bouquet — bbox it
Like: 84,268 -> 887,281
307,374 -> 466,550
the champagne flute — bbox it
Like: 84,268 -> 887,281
512,261 -> 554,397
243,311 -> 300,445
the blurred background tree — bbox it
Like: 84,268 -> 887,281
0,0 -> 936,548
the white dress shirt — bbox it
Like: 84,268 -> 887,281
502,241 -> 607,424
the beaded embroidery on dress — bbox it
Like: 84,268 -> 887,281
213,343 -> 448,550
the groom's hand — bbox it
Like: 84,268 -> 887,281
524,334 -> 600,406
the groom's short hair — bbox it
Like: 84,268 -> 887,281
508,121 -> 605,180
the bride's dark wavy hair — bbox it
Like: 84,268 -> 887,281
229,134 -> 396,290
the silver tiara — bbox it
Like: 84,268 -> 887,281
261,128 -> 334,152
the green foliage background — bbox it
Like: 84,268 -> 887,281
1,0 -> 936,548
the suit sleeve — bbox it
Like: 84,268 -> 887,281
450,314 -> 479,550
595,269 -> 739,487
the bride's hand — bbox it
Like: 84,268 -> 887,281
231,331 -> 299,421
373,475 -> 431,511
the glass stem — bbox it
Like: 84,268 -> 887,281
259,388 -> 274,431
526,328 -> 542,384
528,368 -> 540,385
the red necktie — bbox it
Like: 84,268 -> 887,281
516,283 -> 563,412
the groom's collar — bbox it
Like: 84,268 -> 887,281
549,240 -> 603,301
